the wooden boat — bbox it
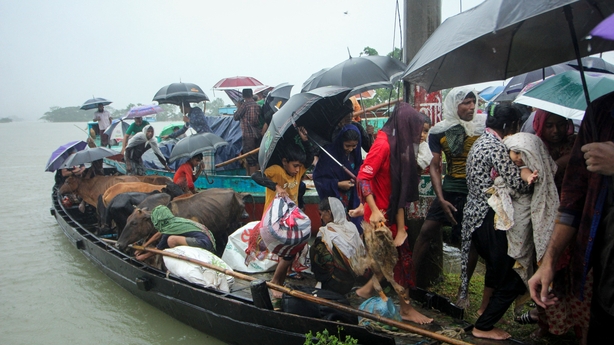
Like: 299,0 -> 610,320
51,188 -> 474,345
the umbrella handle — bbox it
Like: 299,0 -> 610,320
200,170 -> 214,184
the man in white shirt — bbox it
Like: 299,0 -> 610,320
93,103 -> 112,147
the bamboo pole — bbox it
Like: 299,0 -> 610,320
215,148 -> 259,168
123,243 -> 471,345
352,98 -> 402,118
214,99 -> 401,170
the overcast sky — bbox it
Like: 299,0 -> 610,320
1,0 -> 612,120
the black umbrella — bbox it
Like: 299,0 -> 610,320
261,83 -> 294,126
59,147 -> 117,169
153,82 -> 210,105
80,97 -> 112,110
494,63 -> 574,102
301,55 -> 407,96
403,0 -> 614,93
301,68 -> 329,92
258,86 -> 352,169
168,133 -> 228,163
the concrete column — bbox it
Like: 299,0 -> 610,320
403,0 -> 441,65
403,0 -> 444,289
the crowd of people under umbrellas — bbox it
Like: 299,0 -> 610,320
57,81 -> 614,343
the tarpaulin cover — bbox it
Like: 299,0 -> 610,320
143,115 -> 243,171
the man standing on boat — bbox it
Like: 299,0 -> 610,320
93,103 -> 112,148
162,102 -> 211,140
233,88 -> 262,175
120,116 -> 150,155
125,125 -> 172,175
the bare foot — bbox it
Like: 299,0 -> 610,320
472,327 -> 511,340
456,296 -> 470,309
354,285 -> 374,299
270,289 -> 283,299
401,306 -> 433,325
348,203 -> 364,218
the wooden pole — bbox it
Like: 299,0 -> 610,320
125,243 -> 471,345
215,148 -> 259,168
352,98 -> 402,118
215,99 -> 400,169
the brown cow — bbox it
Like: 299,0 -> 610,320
134,175 -> 173,185
59,175 -> 140,208
117,188 -> 247,256
102,182 -> 165,207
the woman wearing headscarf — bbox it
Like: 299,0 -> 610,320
310,197 -> 367,295
354,102 -> 432,324
460,104 -> 532,340
125,125 -> 172,175
499,133 -> 559,284
312,124 -> 363,231
533,109 -> 577,192
530,109 -> 593,341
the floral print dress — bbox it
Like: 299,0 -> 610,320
458,129 -> 531,302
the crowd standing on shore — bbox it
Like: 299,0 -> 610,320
57,80 -> 614,343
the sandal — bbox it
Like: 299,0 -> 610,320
287,272 -> 304,280
514,311 -> 538,325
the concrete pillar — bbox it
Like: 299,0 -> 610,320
403,0 -> 444,289
403,0 -> 441,65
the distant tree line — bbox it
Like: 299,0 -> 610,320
0,117 -> 12,123
40,98 -> 227,122
358,46 -> 403,112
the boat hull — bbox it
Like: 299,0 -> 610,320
51,192 -> 395,345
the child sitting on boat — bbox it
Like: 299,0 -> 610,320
173,153 -> 205,194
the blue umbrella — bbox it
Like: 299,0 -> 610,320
479,85 -> 504,101
80,97 -> 112,110
125,104 -> 163,119
45,140 -> 88,172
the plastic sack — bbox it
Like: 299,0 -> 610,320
358,296 -> 401,329
163,246 -> 234,293
259,196 -> 311,257
222,221 -> 278,273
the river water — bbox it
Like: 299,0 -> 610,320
0,121 -> 225,345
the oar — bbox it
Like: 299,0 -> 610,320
115,241 -> 470,345
215,148 -> 260,168
73,125 -> 96,148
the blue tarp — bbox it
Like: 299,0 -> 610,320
143,115 -> 244,171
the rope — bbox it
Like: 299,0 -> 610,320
358,318 -> 465,341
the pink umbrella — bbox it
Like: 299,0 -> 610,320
591,12 -> 614,41
213,76 -> 263,90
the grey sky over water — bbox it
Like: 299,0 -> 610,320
2,0 -> 611,120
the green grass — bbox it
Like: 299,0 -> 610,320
430,273 -> 580,344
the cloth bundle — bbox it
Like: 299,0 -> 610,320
245,196 -> 311,266
259,196 -> 311,257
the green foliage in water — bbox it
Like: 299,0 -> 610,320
304,327 -> 358,345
